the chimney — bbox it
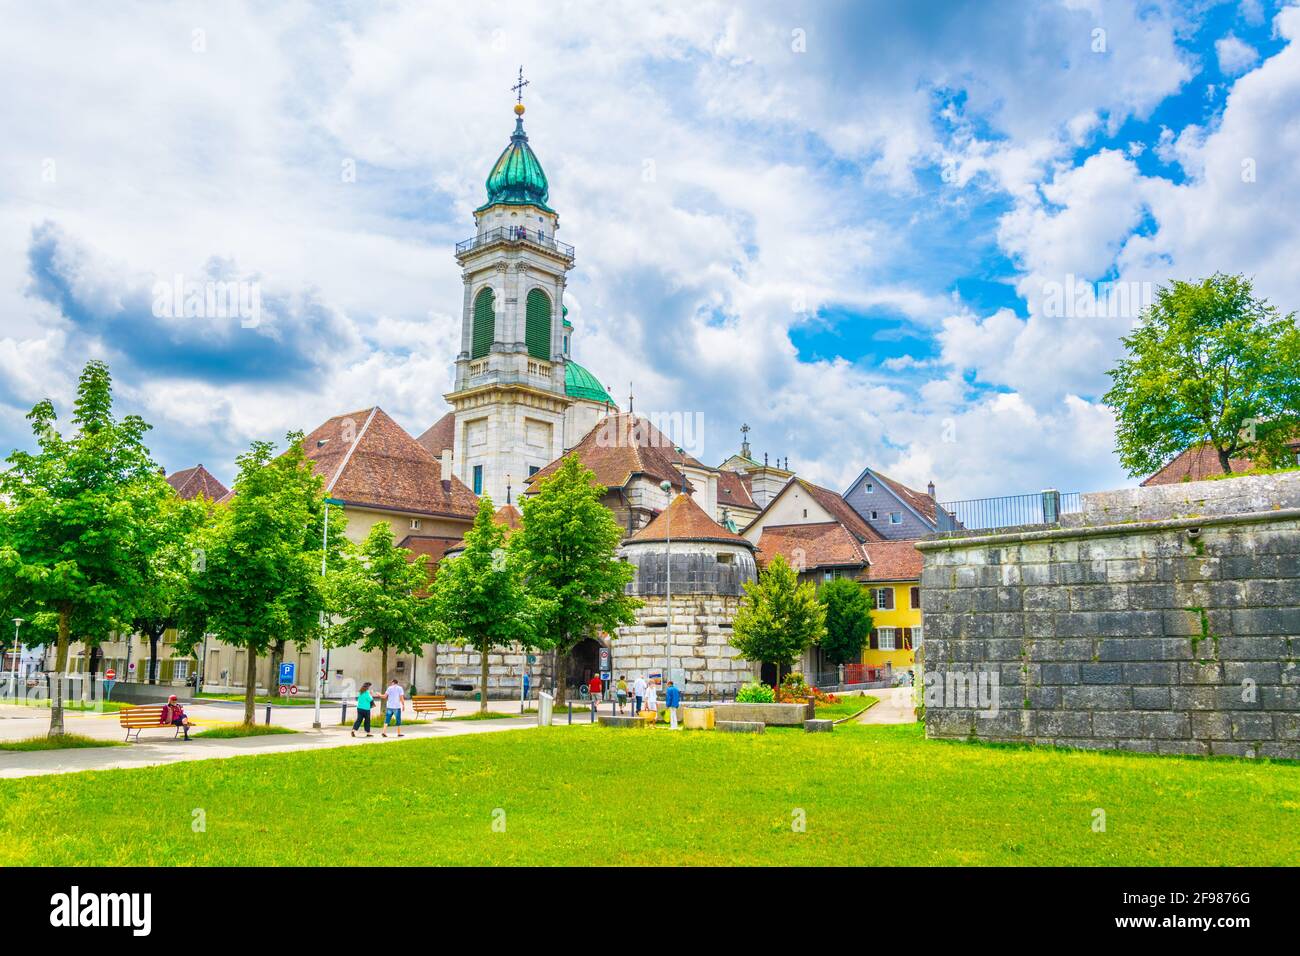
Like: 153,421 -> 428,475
927,481 -> 936,499
440,448 -> 453,491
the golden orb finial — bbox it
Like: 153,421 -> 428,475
514,102 -> 526,116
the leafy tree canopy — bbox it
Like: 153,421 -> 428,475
1104,273 -> 1300,477
818,577 -> 874,666
730,554 -> 826,687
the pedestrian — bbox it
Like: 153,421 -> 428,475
588,672 -> 603,704
633,674 -> 647,715
381,678 -> 405,737
522,671 -> 531,703
351,682 -> 374,737
665,679 -> 681,729
615,675 -> 629,714
643,676 -> 658,720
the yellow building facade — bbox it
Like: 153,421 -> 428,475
861,579 -> 922,673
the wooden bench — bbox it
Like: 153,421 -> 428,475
411,695 -> 453,719
119,705 -> 197,742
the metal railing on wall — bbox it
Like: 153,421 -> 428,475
938,490 -> 1082,531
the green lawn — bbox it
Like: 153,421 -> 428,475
194,725 -> 298,739
0,734 -> 122,752
1,723 -> 1296,866
195,692 -> 334,707
815,696 -> 878,721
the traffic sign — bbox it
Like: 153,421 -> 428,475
104,668 -> 116,681
288,684 -> 299,696
278,684 -> 289,696
128,662 -> 136,672
278,662 -> 296,685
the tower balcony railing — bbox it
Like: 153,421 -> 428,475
456,226 -> 575,261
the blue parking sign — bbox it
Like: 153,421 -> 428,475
278,662 -> 296,685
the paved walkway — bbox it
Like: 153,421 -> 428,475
857,686 -> 916,724
0,697 -> 569,780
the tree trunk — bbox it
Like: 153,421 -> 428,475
87,644 -> 101,701
148,630 -> 160,684
268,639 -> 286,693
380,643 -> 389,691
1217,446 -> 1233,474
49,606 -> 70,738
774,661 -> 782,693
242,647 -> 258,726
480,641 -> 490,713
555,647 -> 568,706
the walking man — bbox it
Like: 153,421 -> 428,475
633,674 -> 647,715
616,675 -> 629,714
381,678 -> 405,737
665,679 -> 681,729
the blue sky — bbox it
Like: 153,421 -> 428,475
1,0 -> 1298,499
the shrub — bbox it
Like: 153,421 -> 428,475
736,682 -> 776,704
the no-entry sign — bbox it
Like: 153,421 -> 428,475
104,668 -> 116,681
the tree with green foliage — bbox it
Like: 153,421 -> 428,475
132,493 -> 210,690
731,554 -> 826,690
176,433 -> 338,726
0,361 -> 175,736
431,499 -> 537,712
1104,273 -> 1300,477
326,520 -> 434,692
513,455 -> 639,704
818,578 -> 874,666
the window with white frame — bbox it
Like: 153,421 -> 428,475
889,512 -> 902,524
873,587 -> 895,610
877,627 -> 897,651
912,627 -> 923,647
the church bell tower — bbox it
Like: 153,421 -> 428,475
445,77 -> 576,506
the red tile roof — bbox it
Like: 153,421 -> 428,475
716,469 -> 756,510
303,407 -> 479,519
863,539 -> 923,582
756,522 -> 869,571
165,464 -> 230,502
415,411 -> 455,458
525,413 -> 690,493
398,535 -> 462,569
874,471 -> 939,524
1141,442 -> 1259,486
629,493 -> 753,546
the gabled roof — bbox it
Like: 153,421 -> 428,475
303,407 -> 479,519
845,465 -> 941,526
525,413 -> 690,493
756,522 -> 869,571
793,478 -> 883,542
415,411 -> 455,458
629,493 -> 753,547
716,469 -> 757,511
1140,442 -> 1258,486
165,464 -> 230,502
862,539 -> 923,582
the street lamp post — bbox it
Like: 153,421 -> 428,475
8,618 -> 23,699
659,481 -> 673,694
315,497 -> 344,730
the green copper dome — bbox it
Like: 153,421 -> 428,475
478,112 -> 553,213
565,361 -> 613,404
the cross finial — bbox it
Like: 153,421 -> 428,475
740,422 -> 751,459
512,66 -> 529,105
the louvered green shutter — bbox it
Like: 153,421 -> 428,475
525,288 -> 551,360
472,288 -> 495,359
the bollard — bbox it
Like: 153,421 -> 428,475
590,700 -> 596,723
341,701 -> 348,726
568,702 -> 572,725
264,704 -> 271,725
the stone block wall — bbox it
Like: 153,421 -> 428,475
916,472 -> 1300,759
612,594 -> 756,698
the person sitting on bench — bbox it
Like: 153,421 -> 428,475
161,695 -> 194,740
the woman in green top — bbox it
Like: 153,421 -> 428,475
351,682 -> 375,737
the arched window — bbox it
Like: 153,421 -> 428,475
471,287 -> 495,359
525,288 -> 551,361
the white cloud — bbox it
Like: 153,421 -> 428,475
1216,33 -> 1260,76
